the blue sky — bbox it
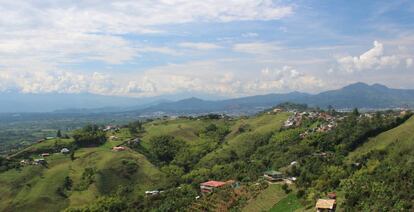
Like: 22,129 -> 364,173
0,0 -> 413,98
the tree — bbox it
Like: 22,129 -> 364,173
281,183 -> 291,194
70,151 -> 75,161
128,121 -> 143,135
352,108 -> 360,116
57,130 -> 62,138
149,135 -> 186,163
73,125 -> 106,147
63,176 -> 73,190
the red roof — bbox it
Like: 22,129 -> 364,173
201,181 -> 226,188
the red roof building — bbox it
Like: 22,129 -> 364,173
112,146 -> 126,151
200,181 -> 227,193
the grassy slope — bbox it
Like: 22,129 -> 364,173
242,184 -> 287,212
198,113 -> 290,166
141,118 -> 232,147
0,129 -> 164,211
269,193 -> 302,212
10,137 -> 74,158
347,116 -> 414,163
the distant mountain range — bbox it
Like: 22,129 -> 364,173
139,82 -> 414,115
1,82 -> 413,114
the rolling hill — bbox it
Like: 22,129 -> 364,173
0,108 -> 413,211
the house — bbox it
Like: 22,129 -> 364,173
273,108 -> 283,113
41,153 -> 50,157
316,199 -> 336,212
145,190 -> 160,196
290,161 -> 298,166
103,125 -> 119,132
264,170 -> 285,182
61,148 -> 70,154
112,146 -> 126,151
128,138 -> 140,145
20,159 -> 30,165
200,180 -> 236,193
34,158 -> 47,165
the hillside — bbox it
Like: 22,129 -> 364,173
0,109 -> 413,211
0,133 -> 165,211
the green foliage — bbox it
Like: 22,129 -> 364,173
73,125 -> 106,147
145,185 -> 197,211
119,159 -> 138,179
0,157 -> 18,173
128,120 -> 143,135
276,102 -> 308,111
66,197 -> 128,212
75,167 -> 96,191
2,111 -> 414,211
149,135 -> 186,164
57,130 -> 62,138
269,193 -> 302,212
64,176 -> 73,190
161,165 -> 184,187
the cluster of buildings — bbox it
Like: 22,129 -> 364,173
284,111 -> 338,129
19,148 -> 71,166
102,125 -> 120,132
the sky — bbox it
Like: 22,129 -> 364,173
0,0 -> 413,98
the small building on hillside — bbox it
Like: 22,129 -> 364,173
128,138 -> 140,145
145,190 -> 161,196
264,170 -> 285,182
61,148 -> 70,154
20,159 -> 30,166
316,199 -> 336,212
41,153 -> 50,157
200,180 -> 235,193
34,158 -> 47,165
273,108 -> 283,113
112,146 -> 126,151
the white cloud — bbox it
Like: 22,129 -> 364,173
406,58 -> 413,68
249,66 -> 324,93
0,60 -> 325,97
337,40 -> 403,72
0,70 -> 122,95
120,62 -> 324,97
233,42 -> 282,55
0,0 -> 293,73
179,42 -> 221,50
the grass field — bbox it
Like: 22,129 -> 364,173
198,113 -> 290,167
242,184 -> 287,212
347,116 -> 414,163
269,193 -> 302,212
0,142 -> 165,211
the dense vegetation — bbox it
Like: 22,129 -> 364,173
73,125 -> 107,147
0,106 -> 413,211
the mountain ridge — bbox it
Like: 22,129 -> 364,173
1,82 -> 414,113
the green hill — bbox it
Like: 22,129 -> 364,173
0,110 -> 413,211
